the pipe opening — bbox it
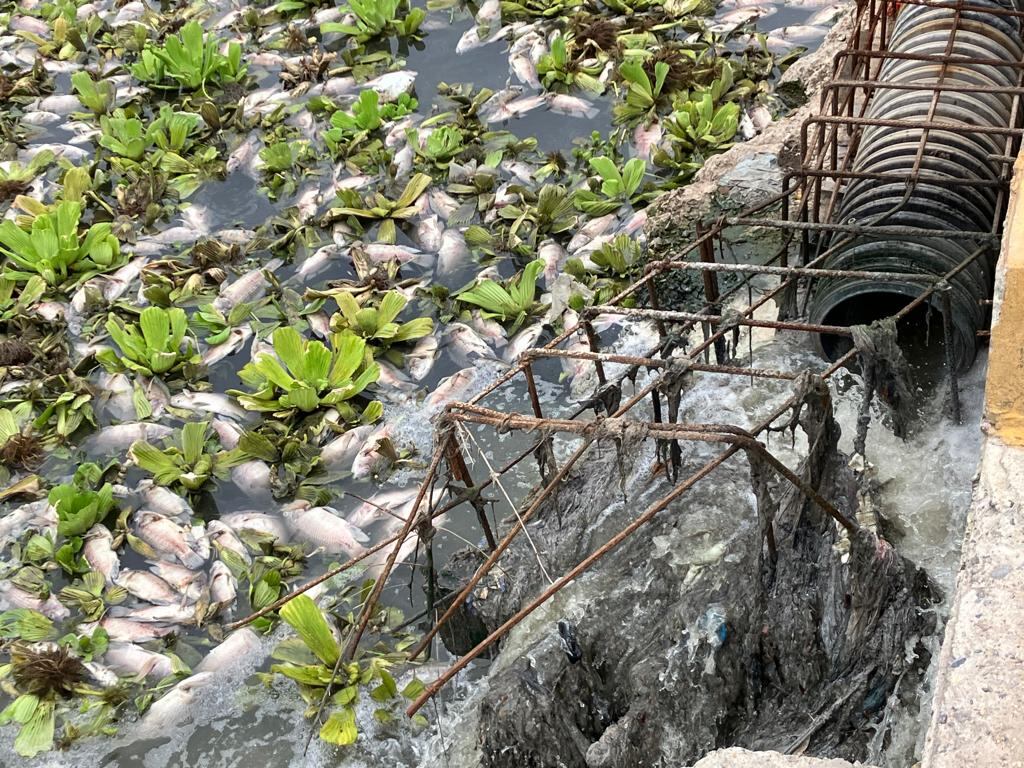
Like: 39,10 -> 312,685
817,292 -> 949,381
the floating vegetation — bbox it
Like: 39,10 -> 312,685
0,0 -> 820,755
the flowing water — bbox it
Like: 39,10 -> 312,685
0,0 -> 983,765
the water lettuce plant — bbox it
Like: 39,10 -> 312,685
614,60 -> 672,124
324,91 -> 418,157
497,184 -> 577,253
131,21 -> 246,93
537,33 -> 605,94
329,290 -> 434,361
323,0 -> 426,42
574,156 -> 647,215
96,307 -> 201,378
70,71 -> 114,115
0,201 -> 124,288
130,421 -> 244,493
270,595 -> 425,746
324,173 -> 432,243
0,150 -> 55,202
456,259 -> 544,331
230,327 -> 383,424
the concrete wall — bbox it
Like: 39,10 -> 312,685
916,153 -> 1024,768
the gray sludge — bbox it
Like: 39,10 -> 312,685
435,378 -> 938,767
807,0 -> 1024,370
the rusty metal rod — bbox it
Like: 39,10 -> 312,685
520,347 -> 798,381
645,259 -> 943,283
582,305 -> 855,336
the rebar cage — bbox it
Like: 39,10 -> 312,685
230,0 -> 1024,716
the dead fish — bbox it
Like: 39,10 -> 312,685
83,525 -> 120,585
133,511 -> 207,569
618,209 -> 648,236
445,322 -> 502,367
220,511 -> 290,543
195,628 -> 262,673
545,93 -> 598,119
0,501 -> 52,549
509,31 -> 543,88
102,256 -> 149,303
85,423 -> 174,454
469,315 -> 507,349
425,366 -> 481,410
748,104 -> 773,132
633,121 -> 663,160
226,136 -> 261,177
347,487 -> 418,528
136,480 -> 194,520
22,143 -> 90,163
428,188 -> 460,220
437,230 -> 470,276
406,335 -> 439,381
283,504 -> 369,556
117,570 -> 180,605
455,23 -> 510,54
213,258 -> 283,313
540,240 -> 567,283
766,24 -> 828,51
207,520 -> 251,563
149,561 -> 207,598
806,2 -> 846,24
170,391 -> 251,422
125,603 -> 197,624
364,70 -> 416,102
717,5 -> 776,24
361,243 -> 430,266
103,642 -> 175,680
33,94 -> 84,116
476,0 -> 501,27
297,244 -> 344,281
9,15 -> 50,35
148,226 -> 203,247
392,144 -> 413,177
308,311 -> 332,339
20,110 -> 62,126
505,322 -> 544,363
208,560 -> 237,610
376,360 -> 417,394
483,92 -> 546,122
210,419 -> 243,450
319,424 -> 376,470
0,582 -> 69,621
324,77 -> 357,98
93,617 -> 175,643
202,326 -> 252,366
136,671 -> 216,733
414,215 -> 445,253
230,460 -> 272,498
351,425 -> 395,480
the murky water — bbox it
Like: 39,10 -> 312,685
0,0 -> 978,766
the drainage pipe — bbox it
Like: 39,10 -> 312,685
807,0 -> 1024,369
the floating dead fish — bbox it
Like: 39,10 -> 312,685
505,322 -> 545,363
103,642 -> 175,680
117,570 -> 181,605
545,93 -> 599,119
424,366 -> 483,410
364,70 -> 416,102
149,561 -> 207,597
429,188 -> 460,220
318,425 -> 376,471
135,671 -> 216,733
361,242 -> 432,266
633,121 -> 663,160
226,135 -> 261,176
195,628 -> 262,673
0,581 -> 69,621
170,391 -> 251,422
202,326 -> 252,366
351,424 -> 395,480
136,480 -> 193,519
83,525 -> 120,585
210,419 -> 243,450
208,560 -> 238,611
406,335 -> 439,381
765,24 -> 828,51
455,22 -> 510,54
445,322 -> 502,367
220,511 -> 290,543
213,259 -> 283,313
85,423 -> 174,453
133,511 -> 207,569
437,230 -> 468,276
92,617 -> 175,643
540,239 -> 567,283
568,213 -> 618,253
414,215 -> 445,253
207,520 -> 251,563
230,460 -> 272,498
283,504 -> 369,556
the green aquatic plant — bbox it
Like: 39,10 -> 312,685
456,258 -> 544,331
328,290 -> 434,362
98,110 -> 150,162
57,571 -> 128,622
131,21 -> 247,93
324,173 -> 432,244
614,60 -> 672,125
574,156 -> 647,215
663,92 -> 740,153
130,421 -> 244,493
0,276 -> 46,322
497,184 -> 577,253
564,233 -> 644,308
323,0 -> 426,42
537,33 -> 605,94
96,306 -> 201,378
0,201 -> 124,288
0,151 -> 55,203
49,477 -> 116,540
409,125 -> 466,168
69,72 -> 114,115
324,91 -> 418,157
230,326 -> 383,424
501,0 -> 582,19
0,404 -> 43,470
269,594 -> 426,746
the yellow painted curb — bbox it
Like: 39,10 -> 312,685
985,152 -> 1024,445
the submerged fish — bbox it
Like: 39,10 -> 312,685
86,423 -> 174,454
445,322 -> 502,367
195,628 -> 262,673
319,423 -> 377,469
117,570 -> 181,605
208,560 -> 238,611
220,511 -> 290,543
406,335 -> 439,381
437,229 -> 470,276
83,525 -> 120,585
213,259 -> 283,313
545,93 -> 599,119
103,642 -> 175,680
424,367 -> 482,410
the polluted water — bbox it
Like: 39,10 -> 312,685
0,0 -> 970,765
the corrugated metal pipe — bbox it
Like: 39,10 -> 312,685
808,0 -> 1023,370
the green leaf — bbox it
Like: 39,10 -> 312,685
320,707 -> 358,746
279,595 -> 340,667
0,609 -> 55,641
401,677 -> 426,700
180,421 -> 209,466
